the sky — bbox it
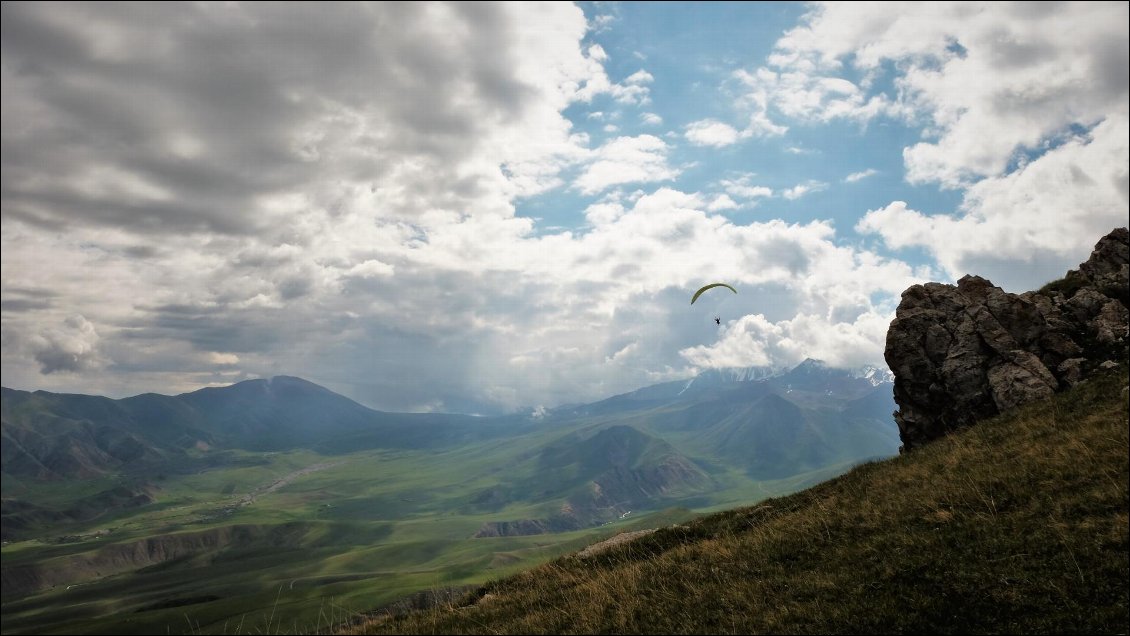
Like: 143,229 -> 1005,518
2,1 -> 1127,415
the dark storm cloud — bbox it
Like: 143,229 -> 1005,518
0,1 -> 539,238
0,1 -> 598,406
120,244 -> 160,259
125,303 -> 282,353
1,298 -> 54,312
1090,30 -> 1130,102
35,346 -> 91,374
21,314 -> 103,374
1,286 -> 57,312
277,276 -> 312,301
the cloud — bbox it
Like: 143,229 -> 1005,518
781,180 -> 828,200
584,201 -> 626,226
718,174 -> 773,201
731,67 -> 897,130
586,43 -> 609,62
0,2 -> 623,241
0,2 -> 613,400
624,70 -> 654,85
844,169 -> 878,183
640,112 -> 664,126
2,157 -> 925,412
707,195 -> 738,212
590,13 -> 615,34
679,310 -> 893,371
573,135 -> 679,195
27,315 -> 104,374
12,2 -> 1110,415
685,119 -> 741,147
1,286 -> 56,313
347,259 -> 396,279
742,110 -> 790,138
699,1 -> 1127,206
761,1 -> 1128,289
571,50 -> 655,106
684,108 -> 787,147
208,352 -> 241,366
8,172 -> 925,411
857,113 -> 1129,291
608,69 -> 654,105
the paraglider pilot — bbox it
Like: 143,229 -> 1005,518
691,283 -> 737,329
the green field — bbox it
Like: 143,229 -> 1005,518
1,419 -> 854,635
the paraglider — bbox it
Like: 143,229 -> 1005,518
690,282 -> 737,304
714,316 -> 721,325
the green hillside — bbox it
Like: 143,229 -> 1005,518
1,364 -> 899,635
349,368 -> 1129,635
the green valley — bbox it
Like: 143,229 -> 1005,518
1,364 -> 897,634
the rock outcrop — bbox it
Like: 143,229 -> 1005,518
886,227 -> 1128,451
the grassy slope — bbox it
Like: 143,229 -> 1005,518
350,368 -> 1130,635
0,414 -> 782,635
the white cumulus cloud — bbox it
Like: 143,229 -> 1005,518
685,119 -> 741,147
758,1 -> 1128,290
573,135 -> 679,195
28,315 -> 104,375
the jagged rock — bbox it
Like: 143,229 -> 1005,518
986,351 -> 1057,412
1057,357 -> 1088,386
1079,227 -> 1129,292
886,227 -> 1129,451
1095,300 -> 1130,345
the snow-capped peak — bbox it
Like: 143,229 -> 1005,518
679,365 -> 786,394
851,365 -> 895,386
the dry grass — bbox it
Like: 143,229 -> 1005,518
343,368 -> 1130,635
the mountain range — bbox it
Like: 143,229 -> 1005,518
0,360 -> 899,633
2,358 -> 896,494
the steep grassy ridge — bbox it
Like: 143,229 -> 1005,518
350,369 -> 1129,635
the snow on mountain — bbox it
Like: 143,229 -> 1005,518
851,365 -> 895,386
683,359 -> 893,393
678,365 -> 785,394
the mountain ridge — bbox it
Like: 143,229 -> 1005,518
2,360 -> 898,546
1,359 -> 900,629
2,356 -> 894,485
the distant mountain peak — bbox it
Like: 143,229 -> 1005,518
267,375 -> 319,386
791,358 -> 829,372
679,365 -> 785,393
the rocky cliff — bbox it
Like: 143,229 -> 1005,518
886,227 -> 1128,451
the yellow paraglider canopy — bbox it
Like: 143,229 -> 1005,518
690,282 -> 737,304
